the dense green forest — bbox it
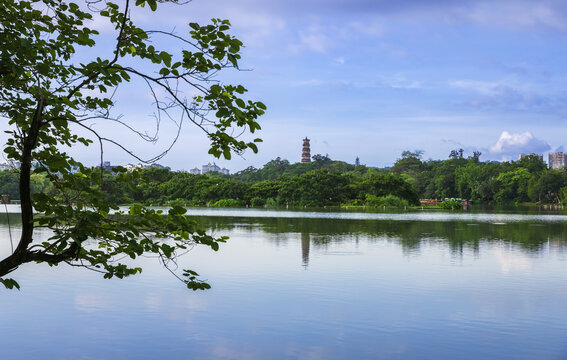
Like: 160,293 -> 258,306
390,150 -> 567,204
2,150 -> 567,207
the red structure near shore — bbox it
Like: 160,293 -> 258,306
420,199 -> 441,206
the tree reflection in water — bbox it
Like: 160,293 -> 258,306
3,212 -> 567,271
192,214 -> 567,266
301,232 -> 310,268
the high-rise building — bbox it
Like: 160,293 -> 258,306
548,152 -> 567,169
301,137 -> 311,163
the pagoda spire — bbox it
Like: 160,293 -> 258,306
301,137 -> 311,163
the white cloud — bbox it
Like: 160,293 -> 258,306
227,11 -> 286,47
132,2 -> 286,48
488,131 -> 551,159
296,26 -> 334,53
291,79 -> 325,87
388,76 -> 422,89
290,19 -> 387,55
300,33 -> 329,53
461,1 -> 567,32
449,80 -> 500,95
334,57 -> 345,65
347,19 -> 385,37
491,246 -> 532,275
291,75 -> 423,90
449,79 -> 567,115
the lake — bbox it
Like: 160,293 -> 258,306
2,208 -> 567,359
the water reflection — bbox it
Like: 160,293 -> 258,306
301,232 -> 309,268
3,211 -> 567,268
191,215 -> 567,268
2,210 -> 567,359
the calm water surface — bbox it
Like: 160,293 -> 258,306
2,208 -> 567,359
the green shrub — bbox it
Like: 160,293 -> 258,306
560,186 -> 567,205
342,199 -> 364,207
166,198 -> 203,207
209,199 -> 244,208
365,194 -> 409,208
439,200 -> 463,210
250,196 -> 266,207
166,198 -> 188,206
265,197 -> 279,208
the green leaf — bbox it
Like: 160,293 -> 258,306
160,52 -> 172,67
0,278 -> 20,290
248,143 -> 258,153
235,98 -> 245,108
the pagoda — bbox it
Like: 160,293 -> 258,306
301,137 -> 311,163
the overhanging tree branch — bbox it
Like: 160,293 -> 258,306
0,0 -> 264,290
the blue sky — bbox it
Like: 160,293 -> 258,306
10,0 -> 567,172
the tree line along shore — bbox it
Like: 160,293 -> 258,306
1,152 -> 566,209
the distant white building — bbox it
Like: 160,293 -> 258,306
124,163 -> 143,172
220,167 -> 230,175
123,163 -> 171,171
189,167 -> 201,175
202,162 -> 221,174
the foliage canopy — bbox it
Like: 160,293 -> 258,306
0,0 -> 265,289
